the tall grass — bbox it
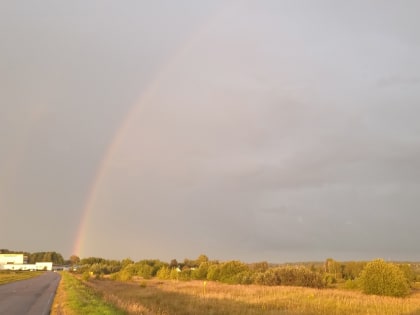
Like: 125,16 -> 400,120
86,278 -> 420,315
50,272 -> 125,315
0,270 -> 43,285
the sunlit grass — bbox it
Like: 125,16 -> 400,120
50,272 -> 125,315
0,270 -> 43,285
85,278 -> 420,315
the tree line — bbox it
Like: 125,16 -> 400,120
73,255 -> 420,297
3,249 -> 419,297
1,249 -> 65,265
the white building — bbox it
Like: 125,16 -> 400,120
0,254 -> 52,271
0,253 -> 24,265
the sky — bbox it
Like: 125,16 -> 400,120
1,1 -> 420,263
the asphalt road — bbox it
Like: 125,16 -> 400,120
0,272 -> 61,315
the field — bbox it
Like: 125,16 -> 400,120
57,273 -> 420,315
51,272 -> 124,315
0,270 -> 43,285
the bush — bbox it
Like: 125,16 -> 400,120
255,266 -> 324,288
81,271 -> 90,281
179,268 -> 192,281
191,262 -> 210,280
344,279 -> 360,290
136,264 -> 153,279
359,259 -> 410,297
114,268 -> 134,281
398,264 -> 416,285
157,266 -> 171,280
206,264 -> 221,281
170,268 -> 179,280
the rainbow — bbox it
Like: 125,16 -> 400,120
71,4 -> 232,257
72,56 -> 178,257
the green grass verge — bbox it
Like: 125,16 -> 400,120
60,272 -> 126,315
0,270 -> 43,285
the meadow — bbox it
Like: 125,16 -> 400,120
0,270 -> 43,285
58,273 -> 420,315
51,271 -> 124,315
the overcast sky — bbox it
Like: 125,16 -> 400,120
1,1 -> 420,263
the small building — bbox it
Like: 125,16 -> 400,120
0,254 -> 52,271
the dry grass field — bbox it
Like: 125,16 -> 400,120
83,277 -> 420,315
0,270 -> 43,285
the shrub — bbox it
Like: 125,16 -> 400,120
254,269 -> 281,286
81,271 -> 90,281
206,264 -> 221,281
324,274 -> 337,285
118,269 -> 133,281
170,268 -> 179,280
191,262 -> 210,280
398,264 -> 416,285
218,261 -> 249,284
255,266 -> 324,288
344,279 -> 360,290
136,264 -> 153,279
157,266 -> 171,280
359,259 -> 410,297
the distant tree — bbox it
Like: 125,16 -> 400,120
121,258 -> 134,268
342,261 -> 366,280
183,258 -> 197,268
206,264 -> 221,281
359,259 -> 411,297
169,259 -> 178,268
69,255 -> 80,266
192,262 -> 210,280
80,257 -> 106,265
170,268 -> 179,280
136,264 -> 154,279
208,260 -> 249,284
255,266 -> 324,288
157,266 -> 171,280
196,254 -> 209,265
325,258 -> 341,279
29,252 -> 64,265
250,261 -> 269,273
398,264 -> 416,285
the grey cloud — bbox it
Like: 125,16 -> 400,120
377,76 -> 420,88
1,1 -> 420,262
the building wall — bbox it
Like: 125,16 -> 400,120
0,254 -> 52,271
35,262 -> 53,271
0,264 -> 35,271
0,262 -> 53,271
0,254 -> 24,265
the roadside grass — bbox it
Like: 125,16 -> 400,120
86,278 -> 420,315
50,272 -> 125,315
0,270 -> 43,285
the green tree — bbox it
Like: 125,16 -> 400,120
169,259 -> 178,268
398,264 -> 416,285
342,261 -> 366,280
325,258 -> 341,280
217,261 -> 249,284
250,261 -> 269,272
121,258 -> 134,269
28,252 -> 64,265
196,254 -> 209,265
192,262 -> 210,280
359,259 -> 411,297
69,255 -> 80,266
157,266 -> 171,280
255,266 -> 324,288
